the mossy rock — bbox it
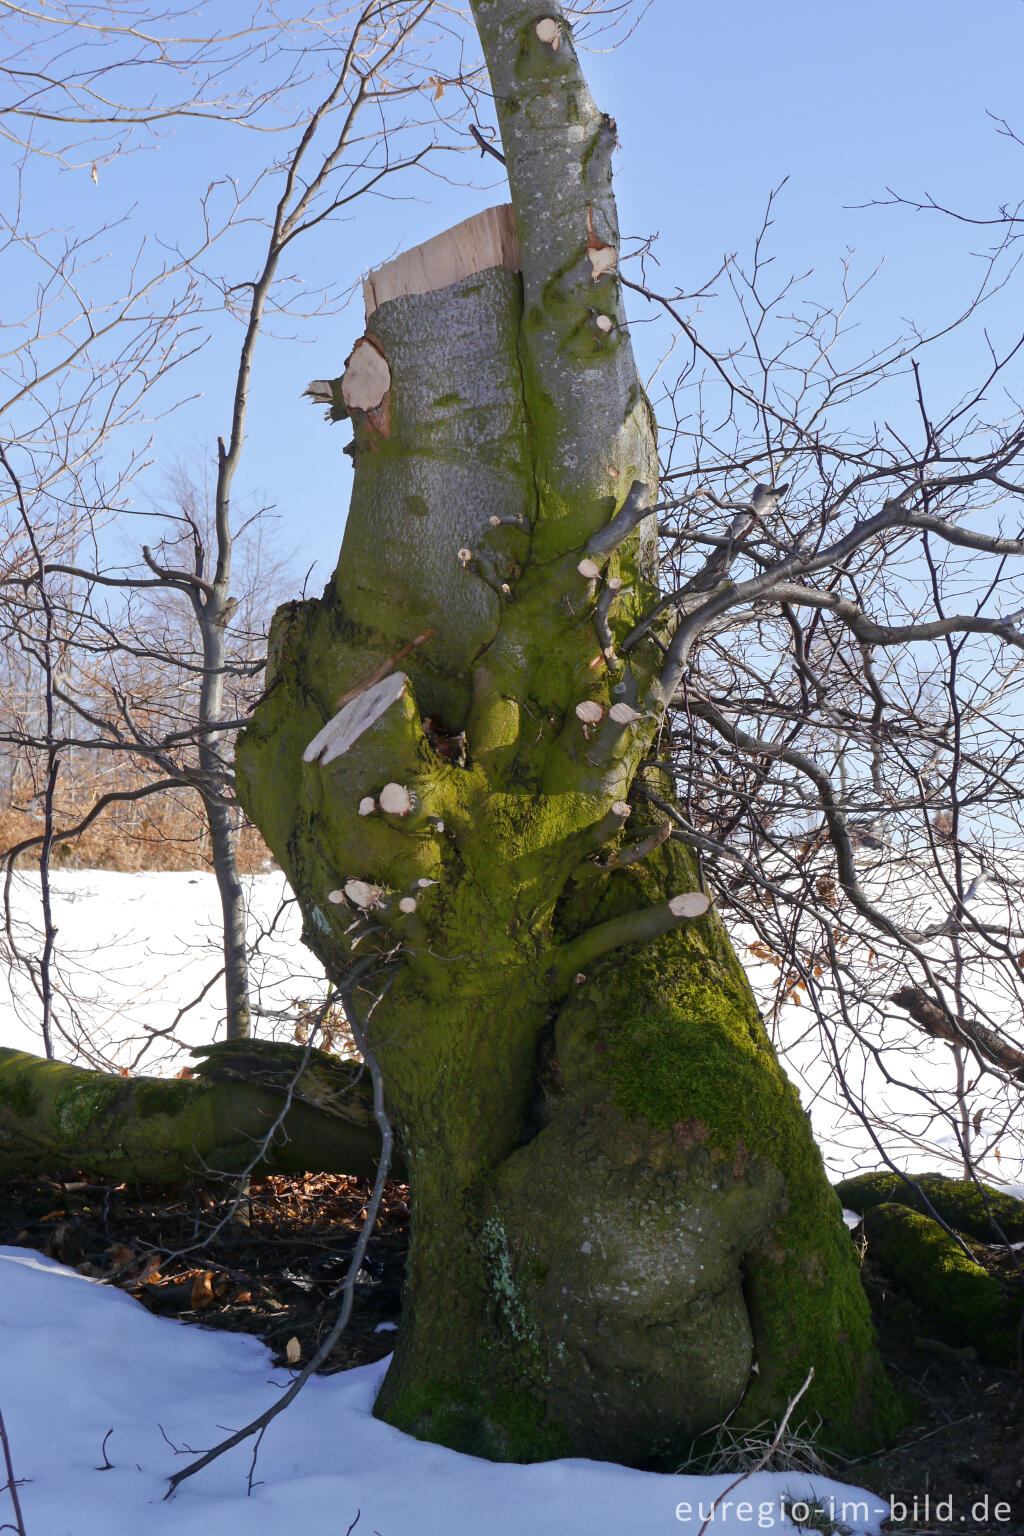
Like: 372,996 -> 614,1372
836,1170 -> 1024,1243
862,1203 -> 1016,1362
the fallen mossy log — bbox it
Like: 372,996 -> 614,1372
836,1169 -> 1024,1243
0,1040 -> 401,1184
860,1202 -> 1018,1363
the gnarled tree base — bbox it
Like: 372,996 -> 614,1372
369,853 -> 904,1467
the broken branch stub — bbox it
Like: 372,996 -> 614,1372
341,338 -> 392,414
605,820 -> 672,870
379,783 -> 415,817
546,888 -> 713,993
586,207 -> 618,281
535,17 -> 561,48
303,672 -> 409,768
344,880 -> 384,910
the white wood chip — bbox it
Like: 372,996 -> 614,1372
379,782 -> 414,816
303,672 -> 408,767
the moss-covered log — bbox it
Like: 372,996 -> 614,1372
837,1170 -> 1024,1243
861,1203 -> 1018,1362
232,0 -> 900,1468
0,1041 -> 397,1184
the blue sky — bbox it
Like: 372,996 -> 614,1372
9,0 -> 1024,590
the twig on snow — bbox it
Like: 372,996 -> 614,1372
0,1401 -> 29,1536
164,956 -> 396,1500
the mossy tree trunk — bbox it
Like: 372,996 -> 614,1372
236,1 -> 899,1464
0,1041 -> 396,1184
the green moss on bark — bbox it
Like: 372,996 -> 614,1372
134,1079 -> 207,1119
54,1075 -> 125,1139
862,1202 -> 1016,1362
234,23 -> 899,1461
0,1066 -> 41,1120
383,1373 -> 572,1463
0,1044 -> 390,1183
837,1170 -> 1024,1243
543,842 -> 904,1454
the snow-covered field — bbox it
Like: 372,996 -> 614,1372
0,1245 -> 894,1536
0,871 -> 1016,1534
1,869 -> 327,1073
4,868 -> 1021,1183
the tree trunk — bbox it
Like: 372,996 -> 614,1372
198,600 -> 251,1042
0,1041 -> 395,1183
235,2 -> 901,1464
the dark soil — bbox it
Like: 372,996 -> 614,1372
0,1169 -> 408,1373
848,1244 -> 1024,1536
0,1171 -> 1021,1533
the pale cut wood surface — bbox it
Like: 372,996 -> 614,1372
363,204 -> 521,318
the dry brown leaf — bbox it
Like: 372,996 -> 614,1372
286,1336 -> 302,1365
190,1271 -> 216,1311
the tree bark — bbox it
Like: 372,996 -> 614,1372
0,1041 -> 395,1183
197,567 -> 251,1042
234,2 -> 901,1465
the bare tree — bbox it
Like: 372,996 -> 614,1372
3,0 -> 1022,1477
622,188 -> 1024,1191
0,0 -> 489,1052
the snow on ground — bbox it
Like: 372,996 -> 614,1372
1,869 -> 327,1072
0,871 -> 1017,1533
0,1245 -> 892,1536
